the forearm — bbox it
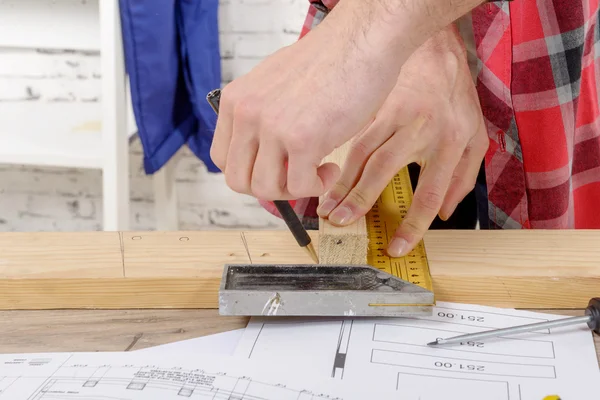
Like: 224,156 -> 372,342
403,23 -> 467,79
398,23 -> 473,105
385,0 -> 486,48
314,0 -> 484,75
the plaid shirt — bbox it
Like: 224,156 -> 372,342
259,0 -> 600,230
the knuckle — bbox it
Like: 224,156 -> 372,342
392,97 -> 408,115
251,172 -> 284,200
421,109 -> 435,124
442,126 -> 463,147
350,140 -> 371,159
415,188 -> 444,212
286,133 -> 309,153
220,83 -> 234,102
370,149 -> 396,171
346,189 -> 371,211
253,188 -> 280,201
287,183 -> 309,199
285,124 -> 313,153
251,180 -> 274,200
233,96 -> 261,122
219,83 -> 240,111
322,181 -> 352,204
413,106 -> 435,127
400,218 -> 424,237
225,173 -> 248,194
332,181 -> 352,196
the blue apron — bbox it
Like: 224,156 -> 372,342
119,0 -> 221,174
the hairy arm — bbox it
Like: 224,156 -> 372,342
210,0 -> 487,203
314,0 -> 486,77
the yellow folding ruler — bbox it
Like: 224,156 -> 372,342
366,166 -> 434,293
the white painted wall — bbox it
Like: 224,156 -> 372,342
0,0 -> 310,232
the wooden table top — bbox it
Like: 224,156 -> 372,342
1,309 -> 598,364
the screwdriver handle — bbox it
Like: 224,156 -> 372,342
207,89 -> 221,114
585,297 -> 600,334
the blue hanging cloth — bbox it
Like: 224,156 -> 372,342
119,0 -> 221,174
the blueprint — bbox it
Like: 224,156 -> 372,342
0,351 -> 393,399
233,302 -> 600,400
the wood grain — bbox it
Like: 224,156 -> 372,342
0,309 -> 248,353
1,230 -> 599,309
426,230 -> 600,308
0,231 -> 122,278
0,309 -> 596,364
318,142 -> 369,264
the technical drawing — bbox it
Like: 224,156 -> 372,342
331,320 -> 353,379
0,355 -> 345,400
235,302 -> 599,399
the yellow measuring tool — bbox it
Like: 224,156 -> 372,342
365,165 -> 433,293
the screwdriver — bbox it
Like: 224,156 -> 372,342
206,89 -> 318,264
428,297 -> 600,346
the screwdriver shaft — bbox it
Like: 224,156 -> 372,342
430,315 -> 592,346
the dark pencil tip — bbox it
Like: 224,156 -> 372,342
427,341 -> 438,346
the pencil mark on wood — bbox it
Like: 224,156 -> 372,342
240,232 -> 252,264
118,232 -> 125,278
501,281 -> 513,299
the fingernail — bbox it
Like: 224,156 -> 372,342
317,199 -> 338,217
329,206 -> 353,225
388,238 -> 407,257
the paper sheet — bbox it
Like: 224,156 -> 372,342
234,301 -> 600,400
135,329 -> 244,356
0,350 -> 394,399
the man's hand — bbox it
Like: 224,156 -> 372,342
210,1 -> 404,200
317,25 -> 488,257
210,0 -> 486,201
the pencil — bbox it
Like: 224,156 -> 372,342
206,89 -> 318,264
272,200 -> 318,263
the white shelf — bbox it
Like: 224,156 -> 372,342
0,0 -> 100,51
0,93 -> 137,170
0,0 -> 177,231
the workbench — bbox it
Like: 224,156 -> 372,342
1,309 -> 598,363
0,230 -> 599,366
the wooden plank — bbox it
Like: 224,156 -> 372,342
426,230 -> 600,308
0,309 -> 597,364
0,230 -> 599,309
0,231 -> 122,278
318,142 -> 368,264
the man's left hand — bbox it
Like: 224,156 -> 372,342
316,25 -> 489,257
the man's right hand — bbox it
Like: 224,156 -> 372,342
210,0 -> 409,201
210,0 -> 487,201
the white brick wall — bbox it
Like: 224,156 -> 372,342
0,0 -> 310,232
